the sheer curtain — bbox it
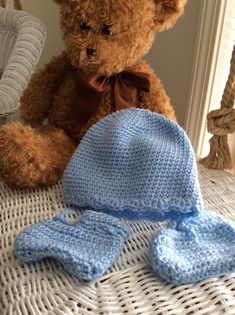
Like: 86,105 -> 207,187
201,0 -> 235,174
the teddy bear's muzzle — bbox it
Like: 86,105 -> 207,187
86,48 -> 96,58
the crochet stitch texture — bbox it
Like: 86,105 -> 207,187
63,108 -> 203,221
15,108 -> 235,285
150,210 -> 235,284
15,209 -> 130,280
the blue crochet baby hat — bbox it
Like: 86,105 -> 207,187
63,108 -> 203,221
15,108 -> 235,285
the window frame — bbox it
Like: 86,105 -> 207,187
184,0 -> 230,156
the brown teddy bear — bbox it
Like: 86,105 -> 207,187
0,0 -> 187,188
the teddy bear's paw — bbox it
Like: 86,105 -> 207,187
0,123 -> 77,188
0,122 -> 47,188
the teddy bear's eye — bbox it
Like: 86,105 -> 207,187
80,22 -> 90,31
102,24 -> 111,36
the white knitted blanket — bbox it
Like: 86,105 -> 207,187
1,164 -> 235,315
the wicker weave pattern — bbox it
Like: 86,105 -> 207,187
1,164 -> 235,314
0,7 -> 46,115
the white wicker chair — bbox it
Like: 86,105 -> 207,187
1,164 -> 235,315
0,6 -> 46,121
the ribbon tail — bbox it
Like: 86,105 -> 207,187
114,79 -> 135,110
73,71 -> 110,123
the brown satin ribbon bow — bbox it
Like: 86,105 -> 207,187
73,70 -> 150,122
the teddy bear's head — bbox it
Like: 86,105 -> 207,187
54,0 -> 187,75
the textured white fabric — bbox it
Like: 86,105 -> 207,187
0,7 -> 46,115
1,164 -> 235,315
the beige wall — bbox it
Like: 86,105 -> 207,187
22,0 -> 64,67
21,0 -> 201,127
145,0 -> 202,126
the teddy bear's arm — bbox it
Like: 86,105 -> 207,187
20,52 -> 69,126
133,61 -> 177,121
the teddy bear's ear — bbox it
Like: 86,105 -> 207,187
154,0 -> 187,31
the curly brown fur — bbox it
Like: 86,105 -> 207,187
60,0 -> 186,74
20,52 -> 69,126
0,123 -> 76,188
0,0 -> 186,188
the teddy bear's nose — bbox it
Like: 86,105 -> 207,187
86,48 -> 96,58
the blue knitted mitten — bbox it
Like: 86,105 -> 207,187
150,210 -> 235,285
15,209 -> 130,280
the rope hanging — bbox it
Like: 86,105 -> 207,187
200,44 -> 235,170
0,0 -> 22,10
